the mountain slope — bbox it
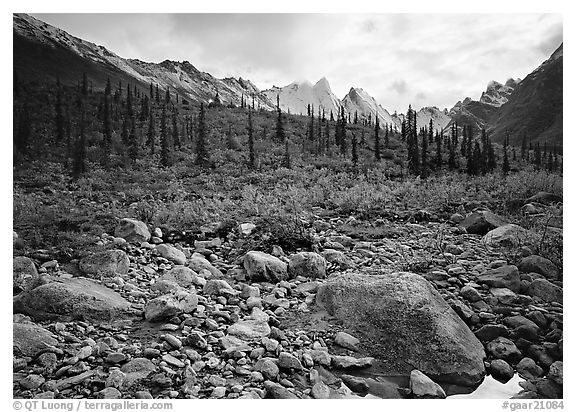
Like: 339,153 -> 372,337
13,13 -> 274,109
448,78 -> 521,135
341,87 -> 401,128
488,44 -> 563,146
262,78 -> 341,116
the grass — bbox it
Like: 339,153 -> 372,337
13,156 -> 562,264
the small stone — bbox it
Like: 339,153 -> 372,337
135,391 -> 153,399
162,354 -> 185,368
98,387 -> 122,399
162,334 -> 182,349
255,358 -> 279,380
490,359 -> 514,383
278,352 -> 303,370
516,357 -> 543,380
548,361 -> 563,385
487,337 -> 522,362
211,386 -> 227,398
20,374 -> 45,390
331,355 -> 374,369
334,331 -> 360,351
106,352 -> 127,364
410,370 -> 446,398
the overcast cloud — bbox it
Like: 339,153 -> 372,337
31,13 -> 562,113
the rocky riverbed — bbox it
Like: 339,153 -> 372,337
13,198 -> 563,399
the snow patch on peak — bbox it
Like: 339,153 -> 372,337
342,87 -> 400,128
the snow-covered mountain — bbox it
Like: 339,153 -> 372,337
415,107 -> 452,133
341,87 -> 401,129
262,78 -> 340,116
478,78 -> 521,107
13,13 -> 275,109
448,77 -> 522,135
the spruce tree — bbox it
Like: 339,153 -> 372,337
487,137 -> 496,172
534,142 -> 542,169
160,106 -> 170,167
121,117 -> 129,146
226,123 -> 234,150
472,141 -> 482,175
102,94 -> 112,166
196,103 -> 209,166
150,82 -> 154,99
338,106 -> 347,155
247,107 -> 255,169
283,138 -> 291,168
82,73 -> 88,95
105,78 -> 112,96
155,84 -> 160,104
128,118 -> 138,164
140,95 -> 149,121
460,124 -> 467,156
521,132 -> 527,160
547,152 -> 554,171
447,124 -> 456,169
172,111 -> 180,149
385,124 -> 390,148
72,110 -> 87,177
435,131 -> 442,168
502,135 -> 510,175
374,117 -> 381,161
147,109 -> 155,155
352,132 -> 358,166
275,94 -> 285,142
421,127 -> 429,179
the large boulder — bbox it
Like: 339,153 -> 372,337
518,255 -> 560,280
156,266 -> 200,289
316,272 -> 486,386
155,244 -> 187,265
526,279 -> 563,304
243,251 -> 288,283
482,224 -> 534,248
144,290 -> 198,322
13,322 -> 59,358
477,265 -> 523,293
321,249 -> 354,269
227,307 -> 271,341
79,249 -> 130,278
459,211 -> 508,235
187,254 -> 223,278
114,218 -> 151,243
13,277 -> 132,322
13,256 -> 40,292
288,252 -> 326,279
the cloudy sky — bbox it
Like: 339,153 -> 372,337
31,13 -> 562,113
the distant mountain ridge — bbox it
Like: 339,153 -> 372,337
13,13 -> 562,145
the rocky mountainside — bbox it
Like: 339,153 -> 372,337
341,87 -> 401,129
488,44 -> 563,146
449,79 -> 521,134
13,13 -> 275,109
479,79 -> 521,107
450,45 -> 562,146
416,107 -> 452,133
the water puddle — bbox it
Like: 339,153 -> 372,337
447,374 -> 525,399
